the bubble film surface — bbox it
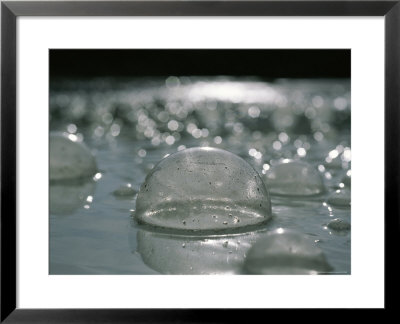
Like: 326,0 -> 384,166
263,160 -> 325,196
135,147 -> 272,231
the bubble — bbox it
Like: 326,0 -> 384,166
297,147 -> 307,157
243,229 -> 333,274
327,218 -> 351,231
213,136 -> 222,144
263,160 -> 325,196
49,132 -> 97,181
167,120 -> 179,131
272,141 -> 282,151
165,135 -> 175,145
278,132 -> 289,143
135,147 -> 272,231
112,183 -> 137,198
165,76 -> 180,89
327,188 -> 351,207
334,97 -> 348,111
248,106 -> 260,118
67,124 -> 77,134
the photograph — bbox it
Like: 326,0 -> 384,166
49,49 -> 351,275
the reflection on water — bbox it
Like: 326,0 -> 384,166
134,226 -> 265,275
49,76 -> 351,275
243,228 -> 333,275
50,180 -> 96,215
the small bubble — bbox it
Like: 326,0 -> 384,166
110,123 -> 121,137
93,173 -> 102,181
278,132 -> 289,143
138,149 -> 147,158
165,135 -> 175,145
223,221 -> 228,225
334,97 -> 348,110
67,124 -> 77,134
297,147 -> 307,157
273,141 -> 282,151
214,136 -> 222,144
314,132 -> 324,141
223,241 -> 229,248
248,106 -> 260,118
167,120 -> 179,131
165,76 -> 180,89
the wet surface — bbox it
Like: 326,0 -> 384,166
49,77 -> 351,275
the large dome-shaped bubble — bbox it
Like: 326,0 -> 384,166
263,160 -> 325,196
243,229 -> 332,274
50,133 -> 97,181
135,147 -> 272,231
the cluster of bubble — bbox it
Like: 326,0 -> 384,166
50,77 -> 351,200
134,147 -> 341,274
49,77 -> 351,274
50,77 -> 350,155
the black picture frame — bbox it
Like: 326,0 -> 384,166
1,0 -> 398,322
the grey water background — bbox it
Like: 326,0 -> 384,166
49,76 -> 351,275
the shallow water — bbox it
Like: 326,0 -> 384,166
49,77 -> 351,275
